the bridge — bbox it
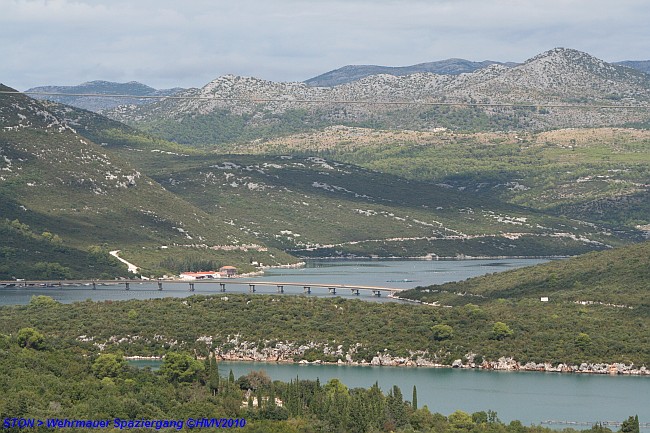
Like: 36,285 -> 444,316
541,420 -> 650,429
0,279 -> 404,297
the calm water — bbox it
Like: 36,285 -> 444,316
0,258 -> 549,305
4,258 -> 648,428
130,360 -> 650,429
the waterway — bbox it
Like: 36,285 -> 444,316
0,258 -> 549,305
4,258 -> 648,427
130,359 -> 649,430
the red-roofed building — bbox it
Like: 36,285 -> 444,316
179,271 -> 220,280
219,266 -> 237,277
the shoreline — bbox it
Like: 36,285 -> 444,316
125,354 -> 649,377
295,255 -> 567,261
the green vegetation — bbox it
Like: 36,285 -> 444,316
1,333 -> 637,433
107,149 -> 627,259
225,127 -> 650,233
399,241 -> 650,309
4,89 -> 647,278
0,216 -> 127,279
135,108 -> 327,146
1,241 -> 648,366
317,129 -> 650,231
0,88 -> 297,278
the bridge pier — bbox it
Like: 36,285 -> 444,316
372,290 -> 381,297
219,283 -> 226,292
303,286 -> 311,294
277,285 -> 284,293
92,281 -> 96,290
125,282 -> 130,290
351,289 -> 360,296
328,287 -> 336,295
157,281 -> 163,291
249,284 -> 256,293
189,282 -> 195,292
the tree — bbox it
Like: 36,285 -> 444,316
207,357 -> 220,396
28,295 -> 59,307
431,324 -> 454,341
492,322 -> 514,340
92,353 -> 127,378
323,379 -> 350,432
576,332 -> 592,350
412,385 -> 418,410
237,370 -> 271,391
386,385 -> 408,428
449,410 -> 474,431
159,352 -> 204,383
620,415 -> 640,433
17,327 -> 46,350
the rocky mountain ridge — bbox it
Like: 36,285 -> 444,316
304,58 -> 518,87
106,48 -> 650,138
306,56 -> 650,87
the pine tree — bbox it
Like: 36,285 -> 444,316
412,385 -> 418,410
387,385 -> 408,428
208,356 -> 220,396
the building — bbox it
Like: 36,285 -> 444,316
219,266 -> 237,277
179,271 -> 220,280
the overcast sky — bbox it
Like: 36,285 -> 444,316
2,0 -> 649,90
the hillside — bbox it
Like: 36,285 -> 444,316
304,59 -> 517,87
0,85 -> 295,278
398,241 -> 650,309
23,99 -> 640,260
106,147 -> 632,259
617,60 -> 650,75
227,126 -> 650,233
25,80 -> 184,112
105,48 -> 650,145
306,58 -> 650,88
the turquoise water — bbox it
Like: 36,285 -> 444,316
0,258 -> 549,305
130,359 -> 649,429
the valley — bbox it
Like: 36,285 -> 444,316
1,43 -> 649,433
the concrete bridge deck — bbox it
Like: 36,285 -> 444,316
0,279 -> 404,296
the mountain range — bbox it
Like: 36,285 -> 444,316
101,48 -> 650,145
2,47 -> 649,279
23,49 -> 650,118
303,59 -> 520,87
305,58 -> 650,87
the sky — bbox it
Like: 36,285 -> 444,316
2,0 -> 649,90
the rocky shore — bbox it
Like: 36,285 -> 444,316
209,338 -> 649,376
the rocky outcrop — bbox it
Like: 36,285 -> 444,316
106,48 -> 650,134
207,337 -> 649,375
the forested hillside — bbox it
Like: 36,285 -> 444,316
0,86 -> 295,278
1,329 -> 641,433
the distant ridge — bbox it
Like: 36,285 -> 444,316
304,58 -> 518,87
104,47 -> 650,139
25,80 -> 185,112
616,60 -> 650,74
306,58 -> 650,87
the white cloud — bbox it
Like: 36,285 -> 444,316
1,0 -> 648,90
